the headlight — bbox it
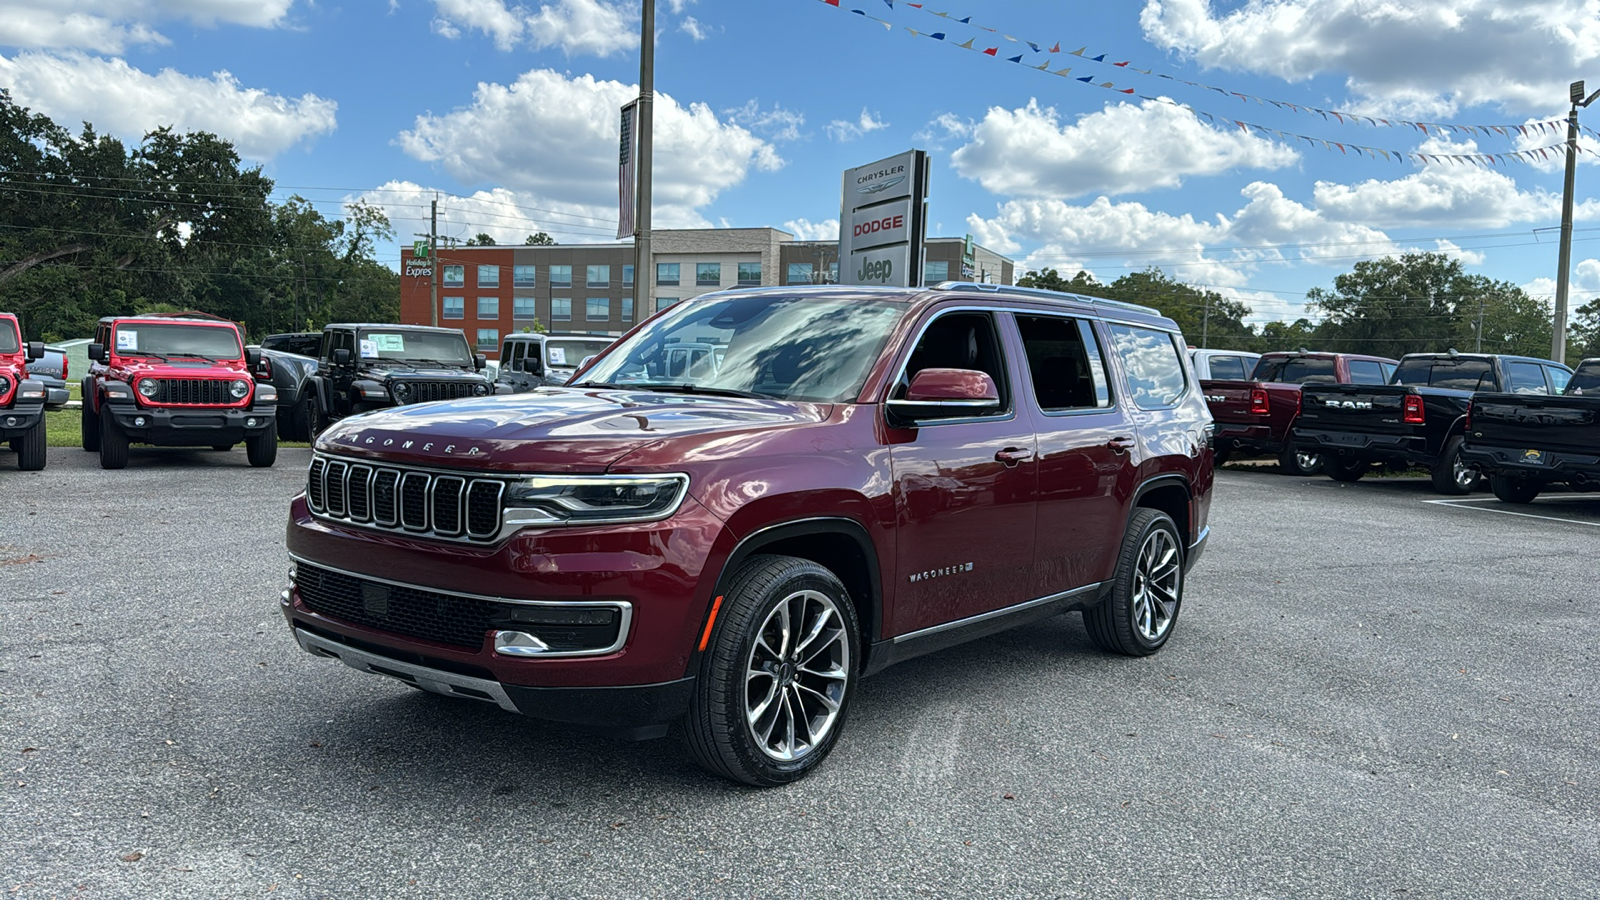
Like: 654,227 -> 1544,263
473,382 -> 489,395
502,474 -> 690,526
138,379 -> 158,398
230,379 -> 249,399
392,382 -> 412,403
0,374 -> 10,394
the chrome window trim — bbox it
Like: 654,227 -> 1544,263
289,553 -> 633,658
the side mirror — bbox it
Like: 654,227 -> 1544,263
887,368 -> 1000,423
244,346 -> 262,369
522,357 -> 542,374
89,342 -> 106,362
474,353 -> 488,371
332,348 -> 351,366
25,341 -> 45,362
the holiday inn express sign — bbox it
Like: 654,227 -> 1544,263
838,149 -> 929,288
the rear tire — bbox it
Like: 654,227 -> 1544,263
1430,435 -> 1479,496
1325,455 -> 1367,482
1084,508 -> 1184,657
681,555 -> 860,787
98,407 -> 128,470
1490,474 -> 1541,504
1278,446 -> 1322,476
16,419 -> 46,470
246,427 -> 277,468
81,394 -> 99,451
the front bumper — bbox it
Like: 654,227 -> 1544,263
106,400 -> 277,446
1293,428 -> 1430,467
0,400 -> 44,440
1459,444 -> 1600,486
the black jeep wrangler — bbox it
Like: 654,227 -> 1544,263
306,324 -> 492,434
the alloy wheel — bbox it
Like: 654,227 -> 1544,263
1132,528 -> 1182,642
744,589 -> 851,762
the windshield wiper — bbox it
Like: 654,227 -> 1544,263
635,383 -> 774,400
168,352 -> 220,362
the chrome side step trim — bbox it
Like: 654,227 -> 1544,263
891,581 -> 1105,644
294,627 -> 519,713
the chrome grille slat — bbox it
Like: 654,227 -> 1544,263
306,454 -> 511,545
347,465 -> 373,522
307,458 -> 326,511
325,461 -> 349,517
400,472 -> 431,531
373,470 -> 399,525
432,476 -> 465,536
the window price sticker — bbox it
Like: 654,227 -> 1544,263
359,339 -> 379,359
548,347 -> 567,365
116,330 -> 138,351
374,334 -> 406,352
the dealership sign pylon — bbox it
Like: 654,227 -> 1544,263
838,150 -> 929,288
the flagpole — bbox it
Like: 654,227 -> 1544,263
634,0 -> 654,320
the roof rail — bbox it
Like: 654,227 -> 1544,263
931,281 -> 1161,315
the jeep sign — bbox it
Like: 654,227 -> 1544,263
839,150 -> 928,288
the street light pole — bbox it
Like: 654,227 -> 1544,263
633,0 -> 654,319
1554,79 -> 1600,364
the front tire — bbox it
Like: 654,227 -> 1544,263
304,392 -> 325,439
1430,435 -> 1479,496
681,555 -> 860,787
1325,455 -> 1367,483
1491,474 -> 1541,504
98,407 -> 128,470
246,427 -> 277,467
1084,508 -> 1184,657
16,419 -> 46,470
1278,446 -> 1323,476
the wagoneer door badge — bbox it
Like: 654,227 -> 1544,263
909,562 -> 974,583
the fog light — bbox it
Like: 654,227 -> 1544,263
246,418 -> 257,427
280,588 -> 292,607
493,631 -> 551,657
134,416 -> 146,427
4,416 -> 15,427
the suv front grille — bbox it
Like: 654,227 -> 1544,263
145,378 -> 236,405
401,381 -> 479,403
307,455 -> 505,543
292,561 -> 629,654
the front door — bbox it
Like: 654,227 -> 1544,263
888,310 -> 1038,636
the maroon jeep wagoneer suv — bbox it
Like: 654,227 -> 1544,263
282,283 -> 1215,785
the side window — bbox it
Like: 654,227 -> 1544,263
895,311 -> 1011,416
1381,363 -> 1397,384
1207,355 -> 1246,380
1347,359 -> 1385,384
1545,366 -> 1571,394
1106,323 -> 1188,410
1016,314 -> 1112,412
1505,361 -> 1548,394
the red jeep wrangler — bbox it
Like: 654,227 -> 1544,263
82,314 -> 279,469
1,312 -> 49,470
281,284 -> 1214,785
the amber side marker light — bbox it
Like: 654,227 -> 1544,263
698,595 -> 725,652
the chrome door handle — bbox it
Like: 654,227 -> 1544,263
1107,436 -> 1136,453
994,447 -> 1033,467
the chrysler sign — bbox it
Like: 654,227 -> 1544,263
839,150 -> 928,288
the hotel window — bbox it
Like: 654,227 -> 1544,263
476,328 -> 498,349
478,264 -> 499,288
657,262 -> 679,285
622,265 -> 634,286
657,297 -> 678,310
443,265 -> 464,287
513,264 -> 536,287
477,297 -> 499,318
587,298 -> 609,321
787,263 -> 813,284
443,296 -> 464,319
513,297 -> 536,318
551,298 -> 572,321
924,260 -> 949,283
549,265 -> 572,288
621,298 -> 634,321
737,262 -> 761,285
696,262 -> 721,286
587,264 -> 610,288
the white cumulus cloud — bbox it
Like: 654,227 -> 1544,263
0,51 -> 336,160
0,1 -> 295,52
398,69 -> 782,230
826,109 -> 888,142
950,97 -> 1298,199
430,0 -> 636,57
783,218 -> 838,242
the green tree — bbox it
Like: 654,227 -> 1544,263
525,232 -> 554,245
1099,269 -> 1255,350
1015,267 -> 1097,293
1570,297 -> 1600,360
464,232 -> 496,246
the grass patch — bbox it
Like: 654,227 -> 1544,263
44,408 -> 309,449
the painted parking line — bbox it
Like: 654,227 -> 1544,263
1424,496 -> 1600,528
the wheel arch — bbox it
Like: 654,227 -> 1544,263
1130,474 -> 1192,549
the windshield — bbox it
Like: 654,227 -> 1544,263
112,323 -> 242,359
1393,358 -> 1495,391
574,293 -> 907,402
546,338 -> 613,368
1252,355 -> 1337,384
1567,362 -> 1600,394
358,329 -> 472,365
0,321 -> 17,353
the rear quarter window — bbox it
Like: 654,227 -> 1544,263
1106,324 -> 1187,410
1346,360 -> 1385,385
1253,356 -> 1337,384
1206,355 -> 1248,380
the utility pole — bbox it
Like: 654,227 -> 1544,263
1201,294 -> 1211,349
430,198 -> 439,327
633,0 -> 654,318
1555,80 -> 1600,364
1475,295 -> 1485,353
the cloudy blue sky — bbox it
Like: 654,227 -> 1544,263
5,1 -> 1600,324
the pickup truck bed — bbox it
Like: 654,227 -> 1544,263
1461,359 -> 1600,502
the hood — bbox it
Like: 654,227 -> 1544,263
314,387 -> 830,473
118,359 -> 250,377
358,362 -> 480,379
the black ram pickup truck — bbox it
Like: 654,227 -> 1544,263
1292,352 -> 1572,495
1460,358 -> 1600,503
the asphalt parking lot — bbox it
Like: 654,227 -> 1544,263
2,451 -> 1596,898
